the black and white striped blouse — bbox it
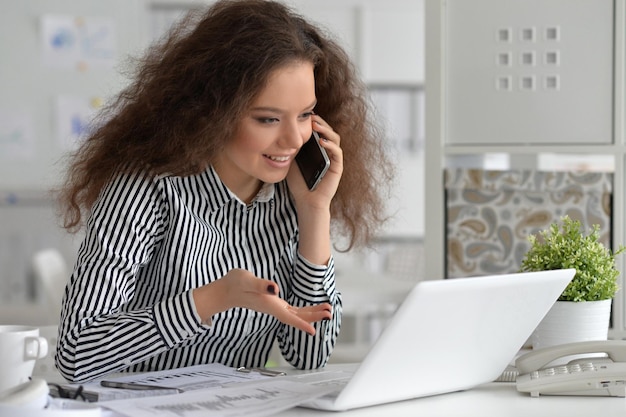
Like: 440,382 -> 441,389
56,166 -> 342,383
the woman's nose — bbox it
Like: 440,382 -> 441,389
281,124 -> 309,149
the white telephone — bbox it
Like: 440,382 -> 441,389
515,340 -> 626,397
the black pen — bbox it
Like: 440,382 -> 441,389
236,367 -> 287,377
100,380 -> 183,392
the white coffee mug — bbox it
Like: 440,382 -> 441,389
0,326 -> 48,396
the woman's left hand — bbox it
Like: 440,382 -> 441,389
193,269 -> 332,335
287,115 -> 343,209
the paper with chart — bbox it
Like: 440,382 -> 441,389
100,379 -> 337,417
64,363 -> 272,401
101,363 -> 270,392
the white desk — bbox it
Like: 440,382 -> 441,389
277,381 -> 626,417
37,363 -> 626,417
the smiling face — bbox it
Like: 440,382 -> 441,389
213,61 -> 317,203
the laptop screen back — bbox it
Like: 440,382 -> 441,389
333,269 -> 575,410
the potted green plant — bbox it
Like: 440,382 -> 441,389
520,215 -> 625,350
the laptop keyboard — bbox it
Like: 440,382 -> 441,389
293,371 -> 353,404
291,370 -> 352,387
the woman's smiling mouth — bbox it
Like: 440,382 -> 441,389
265,154 -> 291,162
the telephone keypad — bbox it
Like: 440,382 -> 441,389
530,363 -> 597,380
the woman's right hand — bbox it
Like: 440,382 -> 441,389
192,269 -> 331,335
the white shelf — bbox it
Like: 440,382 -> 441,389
424,0 -> 626,337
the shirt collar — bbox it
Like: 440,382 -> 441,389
206,166 -> 275,208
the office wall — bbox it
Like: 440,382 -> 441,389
0,0 -> 148,189
0,0 -> 150,308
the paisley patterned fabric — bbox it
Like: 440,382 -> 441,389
444,169 -> 612,278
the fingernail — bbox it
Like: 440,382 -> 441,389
267,285 -> 276,295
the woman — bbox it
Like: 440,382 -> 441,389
56,0 -> 392,383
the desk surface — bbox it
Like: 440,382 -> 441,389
277,381 -> 626,417
269,364 -> 626,417
42,363 -> 626,417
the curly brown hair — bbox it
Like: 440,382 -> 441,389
58,0 -> 393,250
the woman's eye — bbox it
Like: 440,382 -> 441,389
300,112 -> 314,119
256,117 -> 279,124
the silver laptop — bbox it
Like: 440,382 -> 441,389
296,269 -> 575,411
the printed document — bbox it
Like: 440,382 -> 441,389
100,379 -> 337,417
62,363 -> 270,401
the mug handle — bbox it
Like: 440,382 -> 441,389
24,336 -> 49,360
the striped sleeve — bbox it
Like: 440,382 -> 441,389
279,254 -> 343,369
153,291 -> 205,348
56,173 -> 204,382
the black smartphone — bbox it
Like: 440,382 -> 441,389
295,131 -> 330,191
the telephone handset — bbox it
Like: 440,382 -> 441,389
515,340 -> 626,397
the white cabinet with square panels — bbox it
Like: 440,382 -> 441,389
424,0 -> 626,338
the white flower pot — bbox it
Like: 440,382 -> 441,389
530,299 -> 611,365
